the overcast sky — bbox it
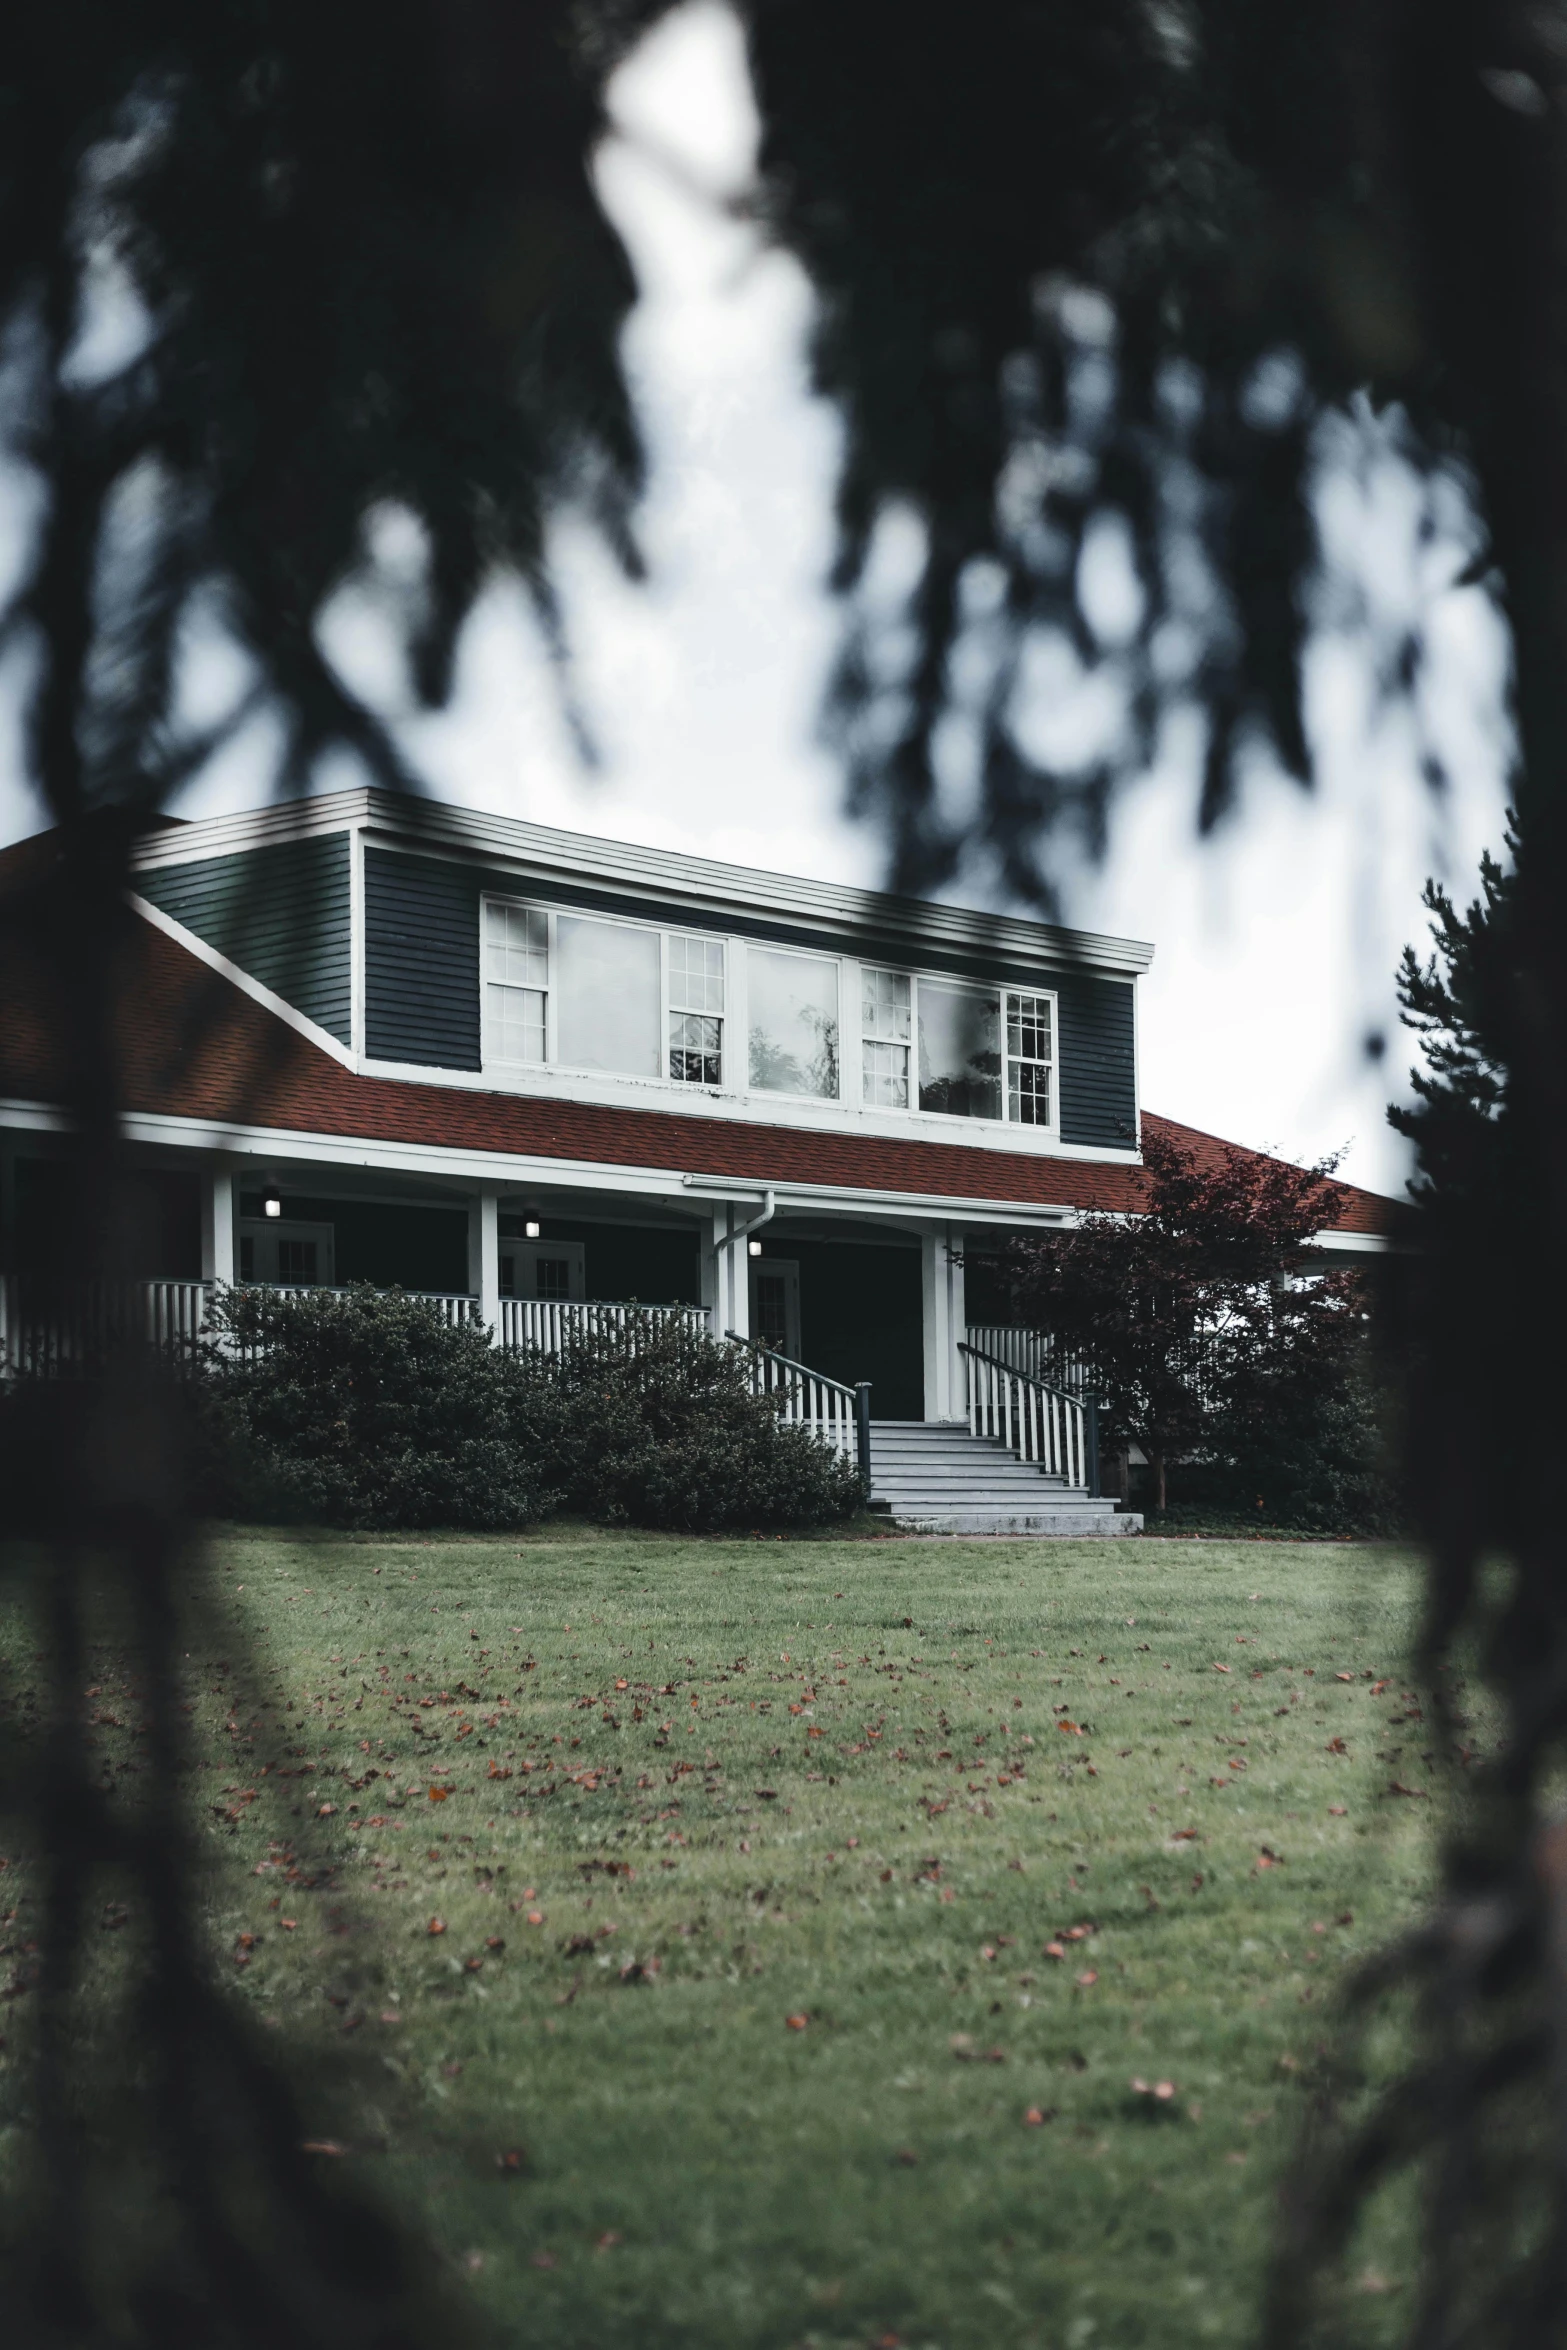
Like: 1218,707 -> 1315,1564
0,2 -> 1512,1196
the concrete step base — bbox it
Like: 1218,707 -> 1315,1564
887,1506 -> 1143,1537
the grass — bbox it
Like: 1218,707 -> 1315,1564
3,1525 -> 1442,2348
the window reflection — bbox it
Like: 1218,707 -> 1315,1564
749,948 -> 839,1097
917,980 -> 1002,1118
555,914 -> 661,1077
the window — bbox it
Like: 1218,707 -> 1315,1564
1006,991 -> 1053,1124
749,948 -> 839,1097
484,902 -> 547,1063
917,980 -> 1002,1119
277,1238 -> 319,1283
556,913 -> 662,1077
862,968 -> 911,1107
860,966 -> 1054,1126
669,933 -> 725,1085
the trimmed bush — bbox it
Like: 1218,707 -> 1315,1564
196,1289 -> 863,1533
518,1314 -> 865,1532
197,1285 -> 553,1531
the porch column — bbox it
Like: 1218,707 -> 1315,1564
700,1206 -> 747,1340
921,1225 -> 965,1421
201,1167 -> 235,1286
470,1187 -> 500,1336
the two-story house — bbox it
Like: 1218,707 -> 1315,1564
0,789 -> 1397,1529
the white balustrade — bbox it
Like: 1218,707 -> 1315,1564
726,1331 -> 866,1472
960,1341 -> 1090,1488
497,1298 -> 709,1354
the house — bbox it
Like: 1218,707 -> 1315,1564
0,789 -> 1398,1529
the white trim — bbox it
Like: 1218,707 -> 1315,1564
356,1047 -> 1137,1163
127,785 -> 1154,977
128,894 -> 358,1069
348,824 -> 366,1061
1302,1227 -> 1393,1255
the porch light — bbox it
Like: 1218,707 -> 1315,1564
262,1183 -> 283,1219
524,1218 -> 541,1240
748,1238 -> 763,1258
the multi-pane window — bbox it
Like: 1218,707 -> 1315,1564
862,968 -> 912,1107
485,902 -> 548,1063
668,933 -> 725,1085
1006,992 -> 1053,1124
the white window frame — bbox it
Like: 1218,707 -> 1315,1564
481,895 -> 730,1091
859,964 -> 1059,1132
478,893 -> 1057,1132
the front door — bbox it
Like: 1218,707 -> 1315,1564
749,1257 -> 801,1361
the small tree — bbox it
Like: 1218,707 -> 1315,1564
999,1128 -> 1359,1513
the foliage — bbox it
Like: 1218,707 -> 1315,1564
997,1126 -> 1378,1518
198,1284 -> 554,1532
198,1290 -> 861,1535
516,1314 -> 865,1533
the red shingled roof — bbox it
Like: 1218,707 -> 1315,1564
0,884 -> 1401,1236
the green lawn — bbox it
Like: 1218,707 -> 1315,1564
6,1527 -> 1441,2347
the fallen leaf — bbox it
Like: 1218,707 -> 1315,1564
428,1786 -> 452,1803
316,1802 -> 336,1818
1211,1663 -> 1232,1675
786,2013 -> 810,2030
1076,1970 -> 1098,1988
1325,1737 -> 1347,1755
496,2149 -> 527,2173
1024,2105 -> 1053,2126
427,1917 -> 446,1936
300,2139 -> 346,2156
1328,1805 -> 1347,1817
1043,1941 -> 1066,1960
1388,1780 -> 1429,1799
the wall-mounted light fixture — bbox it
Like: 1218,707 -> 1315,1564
747,1238 -> 763,1258
262,1182 -> 283,1220
524,1217 -> 541,1240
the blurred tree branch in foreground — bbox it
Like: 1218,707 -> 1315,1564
4,1 -> 1567,2342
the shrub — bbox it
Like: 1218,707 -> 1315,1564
506,1314 -> 865,1532
195,1290 -> 863,1533
197,1284 -> 553,1531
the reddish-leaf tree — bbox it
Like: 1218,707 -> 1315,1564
998,1129 -> 1360,1513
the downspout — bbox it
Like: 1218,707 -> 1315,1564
726,1188 -> 776,1252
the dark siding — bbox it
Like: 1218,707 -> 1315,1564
364,850 -> 481,1069
506,1218 -> 701,1306
238,1192 -> 469,1291
138,834 -> 351,1043
1057,975 -> 1137,1149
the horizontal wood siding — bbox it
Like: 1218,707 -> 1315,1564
365,850 -> 480,1069
137,834 -> 351,1042
1057,975 -> 1136,1149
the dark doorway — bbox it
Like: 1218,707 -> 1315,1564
763,1236 -> 924,1420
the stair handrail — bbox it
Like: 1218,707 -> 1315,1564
726,1331 -> 872,1494
957,1338 -> 1099,1494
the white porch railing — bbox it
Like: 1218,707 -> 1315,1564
1,1274 -> 210,1376
497,1299 -> 709,1353
965,1324 -> 1092,1392
725,1329 -> 870,1486
959,1338 -> 1098,1491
